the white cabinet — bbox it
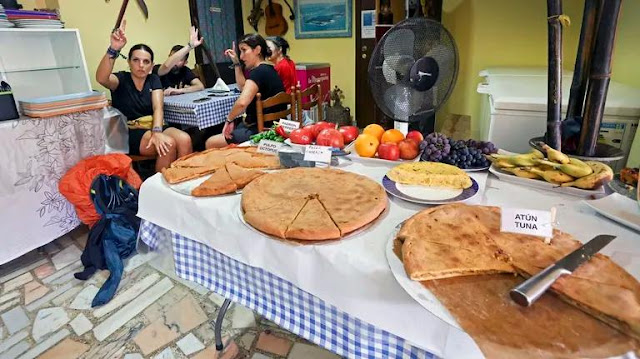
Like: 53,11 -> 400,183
0,29 -> 91,105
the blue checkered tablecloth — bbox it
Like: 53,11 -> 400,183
139,219 -> 436,359
163,88 -> 240,129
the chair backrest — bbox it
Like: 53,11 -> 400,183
256,89 -> 297,132
296,81 -> 323,124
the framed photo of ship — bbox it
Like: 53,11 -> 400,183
294,0 -> 352,38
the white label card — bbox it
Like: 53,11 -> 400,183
304,145 -> 332,163
279,119 -> 300,133
394,121 -> 409,136
500,208 -> 553,238
257,140 -> 283,155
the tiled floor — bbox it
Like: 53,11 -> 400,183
0,226 -> 342,359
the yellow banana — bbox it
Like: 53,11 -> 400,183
561,161 -> 613,190
541,143 -> 570,164
536,158 -> 593,178
527,168 -> 575,185
491,149 -> 544,167
502,167 -> 542,179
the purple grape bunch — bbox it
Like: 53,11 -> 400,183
419,132 -> 451,162
420,134 -> 498,169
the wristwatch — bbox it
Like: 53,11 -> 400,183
187,42 -> 194,50
152,126 -> 163,133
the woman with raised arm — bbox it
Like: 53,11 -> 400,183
96,20 -> 192,171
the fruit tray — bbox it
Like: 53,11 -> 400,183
489,164 -> 605,198
344,142 -> 419,165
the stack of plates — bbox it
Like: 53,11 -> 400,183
19,91 -> 108,118
5,9 -> 63,28
0,6 -> 15,28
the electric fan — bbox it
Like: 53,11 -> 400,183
368,17 -> 459,134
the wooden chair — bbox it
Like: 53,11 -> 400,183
256,89 -> 297,132
296,81 -> 323,124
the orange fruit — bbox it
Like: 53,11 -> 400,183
354,134 -> 379,158
363,124 -> 385,142
381,129 -> 405,144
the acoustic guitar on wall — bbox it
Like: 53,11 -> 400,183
265,0 -> 288,36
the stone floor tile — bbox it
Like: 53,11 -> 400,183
208,292 -> 228,307
288,343 -> 341,359
93,272 -> 160,318
50,286 -> 82,306
33,263 -> 56,279
0,326 -> 3,339
50,246 -> 82,271
93,277 -> 173,341
25,282 -> 77,312
55,235 -> 76,249
3,272 -> 33,293
192,339 -> 239,359
83,321 -> 144,358
133,319 -> 180,355
0,339 -> 30,359
69,284 -> 99,310
0,257 -> 47,284
232,304 -> 256,329
239,332 -> 256,350
251,353 -> 273,359
177,333 -> 205,356
37,338 -> 89,359
153,347 -> 176,359
32,307 -> 70,342
41,262 -> 81,285
16,328 -> 69,359
0,291 -> 20,304
124,253 -> 153,273
0,330 -> 28,353
24,281 -> 50,305
123,354 -> 144,359
0,299 -> 20,313
194,321 -> 216,345
1,306 -> 30,334
255,332 -> 293,357
48,271 -> 83,287
164,294 -> 207,334
84,269 -> 109,287
69,313 -> 93,336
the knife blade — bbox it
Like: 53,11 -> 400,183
136,0 -> 149,19
510,234 -> 616,307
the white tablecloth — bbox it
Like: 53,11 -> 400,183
0,110 -> 105,264
137,158 -> 640,358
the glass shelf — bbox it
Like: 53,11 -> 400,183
3,65 -> 82,74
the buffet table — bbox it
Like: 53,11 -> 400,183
137,158 -> 640,358
0,109 -> 106,264
163,86 -> 240,129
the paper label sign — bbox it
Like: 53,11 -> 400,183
279,119 -> 300,133
304,145 -> 332,163
257,140 -> 283,155
500,208 -> 553,238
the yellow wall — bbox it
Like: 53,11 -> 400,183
18,0 -> 191,93
241,0 -> 356,115
441,0 -> 640,139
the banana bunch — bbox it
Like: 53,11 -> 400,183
489,144 -> 613,190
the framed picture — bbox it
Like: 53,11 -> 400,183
294,0 -> 352,39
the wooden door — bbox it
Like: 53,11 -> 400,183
355,0 -> 377,128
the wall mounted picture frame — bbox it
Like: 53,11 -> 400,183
294,0 -> 352,39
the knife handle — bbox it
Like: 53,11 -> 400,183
510,265 -> 570,307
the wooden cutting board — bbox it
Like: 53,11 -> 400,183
423,275 -> 639,358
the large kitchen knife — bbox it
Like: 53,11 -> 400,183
510,234 -> 616,307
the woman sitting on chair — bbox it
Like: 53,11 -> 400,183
266,36 -> 296,94
205,34 -> 285,149
96,20 -> 192,171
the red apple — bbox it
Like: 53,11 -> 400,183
338,126 -> 359,144
377,143 -> 400,161
406,130 -> 424,145
398,139 -> 420,160
316,128 -> 345,149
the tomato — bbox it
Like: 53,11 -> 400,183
338,126 -> 359,144
289,128 -> 313,145
312,121 -> 337,138
303,124 -> 318,141
377,143 -> 400,161
316,128 -> 345,149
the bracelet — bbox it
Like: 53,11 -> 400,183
106,47 -> 120,59
151,126 -> 163,133
225,118 -> 234,123
187,42 -> 194,49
